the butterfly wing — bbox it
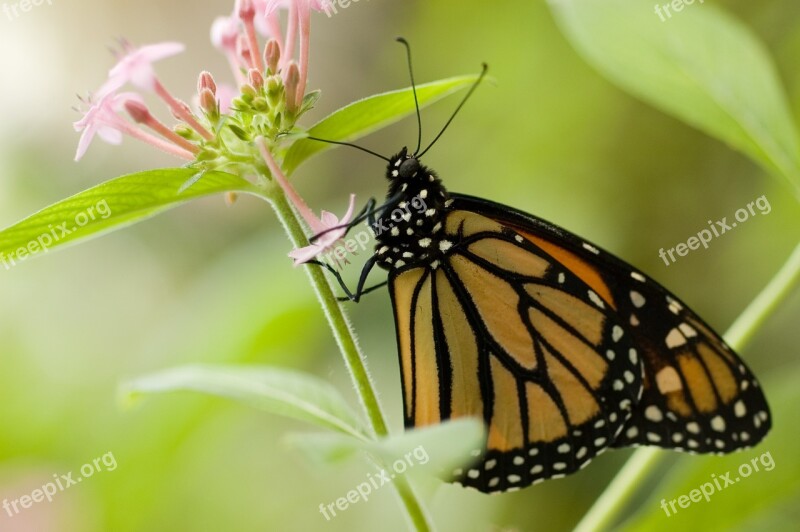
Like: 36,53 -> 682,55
450,193 -> 772,455
389,208 -> 644,493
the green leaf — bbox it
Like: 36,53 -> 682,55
286,418 -> 485,482
121,364 -> 368,440
619,368 -> 800,531
368,418 -> 486,481
284,432 -> 366,466
0,168 -> 261,266
283,75 -> 484,174
549,0 -> 800,197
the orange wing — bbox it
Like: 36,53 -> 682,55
389,209 -> 643,493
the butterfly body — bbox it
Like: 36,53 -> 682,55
373,148 -> 451,271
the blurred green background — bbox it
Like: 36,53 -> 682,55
1,0 -> 799,531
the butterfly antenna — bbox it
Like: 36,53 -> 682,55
396,37 -> 423,156
418,63 -> 488,158
306,136 -> 390,162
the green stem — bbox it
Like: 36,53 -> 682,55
266,189 -> 433,532
269,190 -> 389,435
573,240 -> 800,532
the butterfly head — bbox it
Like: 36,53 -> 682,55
385,147 -> 446,201
387,147 -> 422,182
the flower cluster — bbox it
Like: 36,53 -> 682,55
74,0 -> 355,265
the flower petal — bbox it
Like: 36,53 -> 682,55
288,243 -> 324,265
138,42 -> 185,61
319,210 -> 339,227
74,127 -> 98,161
97,126 -> 124,145
340,193 -> 357,224
105,41 -> 186,92
211,16 -> 240,50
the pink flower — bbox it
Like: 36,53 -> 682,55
211,16 -> 240,52
73,92 -> 144,161
98,42 -> 186,97
74,90 -> 195,161
288,194 -> 357,265
264,0 -> 327,15
252,0 -> 281,37
257,137 -> 358,266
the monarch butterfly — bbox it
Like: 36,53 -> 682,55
309,40 -> 771,493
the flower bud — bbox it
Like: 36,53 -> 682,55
264,39 -> 280,74
174,124 -> 196,140
197,71 -> 217,95
248,68 -> 264,91
199,88 -> 219,118
266,75 -> 283,107
284,62 -> 300,114
252,97 -> 269,112
124,99 -> 151,124
240,83 -> 257,100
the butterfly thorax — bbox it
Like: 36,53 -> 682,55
374,148 -> 452,270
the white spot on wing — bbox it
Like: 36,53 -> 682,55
630,291 -> 645,308
678,323 -> 697,338
645,405 -> 663,422
582,242 -> 600,254
665,328 -> 687,348
588,290 -> 605,309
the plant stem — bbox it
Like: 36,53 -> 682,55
266,188 -> 433,532
269,190 -> 389,436
573,240 -> 800,532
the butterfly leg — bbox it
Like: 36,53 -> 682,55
307,255 -> 382,303
306,259 -> 358,300
335,280 -> 388,302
